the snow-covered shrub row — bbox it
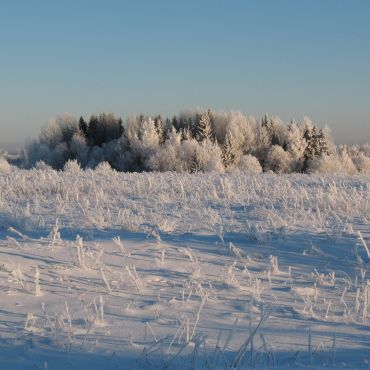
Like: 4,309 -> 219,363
21,110 -> 370,174
0,168 -> 369,236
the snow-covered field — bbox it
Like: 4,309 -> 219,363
0,168 -> 370,369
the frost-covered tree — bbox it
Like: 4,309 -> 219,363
270,117 -> 288,148
316,129 -> 330,155
38,118 -> 63,150
26,113 -> 79,168
148,129 -> 184,172
27,114 -> 75,167
149,131 -> 200,173
303,126 -> 317,162
36,113 -> 77,151
130,117 -> 160,171
286,120 -> 307,172
261,113 -> 269,129
211,111 -> 231,143
70,133 -> 89,167
253,124 -> 270,169
87,115 -> 99,146
140,117 -> 160,155
56,113 -> 79,144
125,114 -> 140,144
228,112 -> 255,154
154,115 -> 166,144
149,145 -> 183,172
338,149 -> 358,175
181,127 -> 193,141
209,110 -> 255,156
262,114 -> 286,147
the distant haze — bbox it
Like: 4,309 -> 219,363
1,0 -> 369,149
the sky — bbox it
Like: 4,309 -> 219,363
0,0 -> 369,149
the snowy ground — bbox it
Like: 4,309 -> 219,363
0,169 -> 370,369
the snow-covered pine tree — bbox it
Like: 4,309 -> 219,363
222,132 -> 240,168
303,125 -> 317,170
79,116 -> 88,138
171,116 -> 180,132
87,115 -> 99,146
316,128 -> 330,156
154,115 -> 166,145
196,109 -> 214,142
303,125 -> 331,171
181,127 -> 192,141
57,113 -> 79,144
262,114 -> 282,146
261,113 -> 269,129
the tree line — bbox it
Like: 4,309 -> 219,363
22,109 -> 370,174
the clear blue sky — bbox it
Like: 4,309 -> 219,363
1,0 -> 369,149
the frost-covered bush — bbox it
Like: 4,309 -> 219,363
338,151 -> 358,175
0,156 -> 11,174
63,159 -> 82,173
308,153 -> 358,175
286,121 -> 307,172
87,146 -> 104,169
265,145 -> 293,173
102,137 -> 131,171
148,133 -> 187,172
236,154 -> 262,173
70,133 -> 89,167
360,144 -> 370,157
352,153 -> 370,174
308,154 -> 338,174
94,161 -> 114,174
26,114 -> 78,169
191,140 -> 224,173
34,161 -> 53,171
